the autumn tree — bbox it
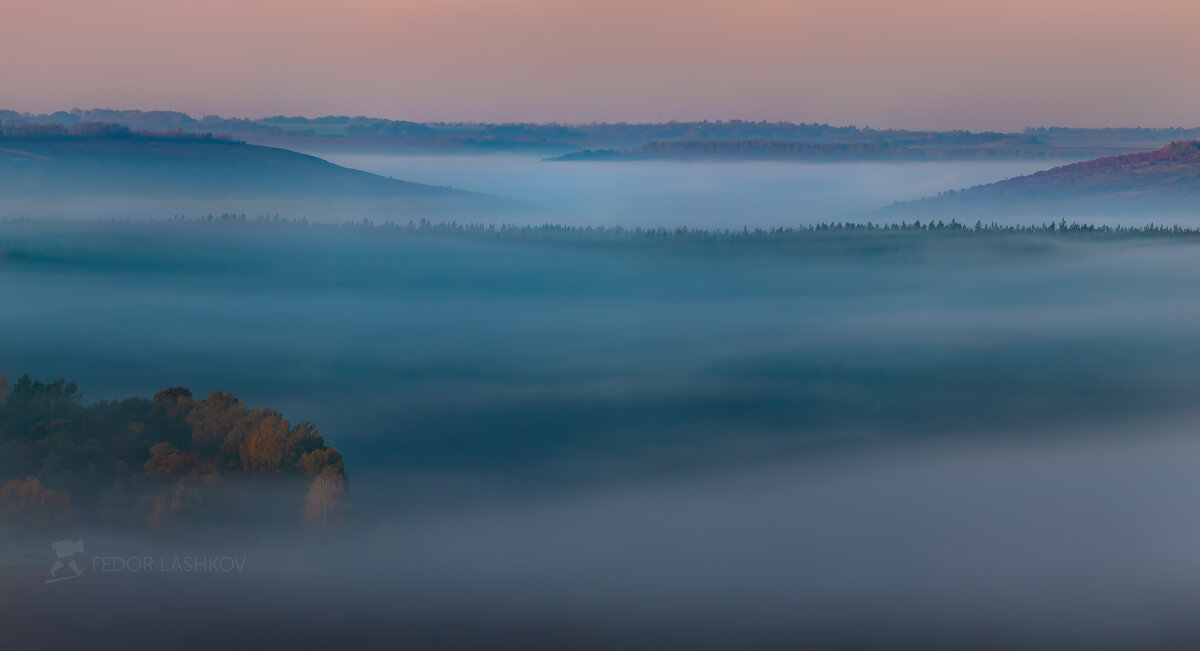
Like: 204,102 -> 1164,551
304,467 -> 347,529
186,390 -> 246,456
240,409 -> 303,472
297,447 -> 344,478
0,477 -> 71,527
143,442 -> 197,478
151,386 -> 193,447
2,376 -> 347,530
145,481 -> 202,529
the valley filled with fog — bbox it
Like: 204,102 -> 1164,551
317,152 -> 1063,227
5,218 -> 1200,646
2,129 -> 1199,650
5,0 -> 1200,646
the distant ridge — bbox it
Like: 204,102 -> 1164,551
885,141 -> 1200,217
8,109 -> 1197,157
546,138 -> 1124,162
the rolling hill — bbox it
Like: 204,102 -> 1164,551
886,141 -> 1200,218
0,132 -> 511,219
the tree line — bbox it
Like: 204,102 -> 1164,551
0,120 -> 239,143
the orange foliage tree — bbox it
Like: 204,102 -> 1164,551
0,477 -> 71,528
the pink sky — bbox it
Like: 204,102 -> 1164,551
2,0 -> 1198,130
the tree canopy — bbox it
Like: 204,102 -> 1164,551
0,375 -> 347,532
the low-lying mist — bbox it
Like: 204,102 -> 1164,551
313,153 -> 1063,227
5,219 -> 1200,647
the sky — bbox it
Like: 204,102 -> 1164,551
2,0 -> 1198,130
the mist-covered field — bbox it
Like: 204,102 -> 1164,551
6,217 -> 1200,647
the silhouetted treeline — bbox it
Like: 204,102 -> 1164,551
12,213 -> 1200,237
0,375 -> 347,532
1026,126 -> 1200,141
0,108 -> 197,130
8,108 -> 1191,155
233,214 -> 1200,237
0,119 -> 239,143
5,214 -> 1196,258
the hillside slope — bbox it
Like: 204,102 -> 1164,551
885,141 -> 1200,218
0,136 -> 463,197
0,134 -> 511,219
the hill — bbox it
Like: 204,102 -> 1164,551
0,127 -> 509,219
885,141 -> 1200,218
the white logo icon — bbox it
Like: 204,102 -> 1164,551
46,539 -> 86,584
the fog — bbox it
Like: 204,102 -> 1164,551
15,424 -> 1200,649
315,153 -> 1062,227
5,218 -> 1200,647
0,146 -> 1155,227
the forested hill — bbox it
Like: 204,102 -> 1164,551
884,140 -> 1200,217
